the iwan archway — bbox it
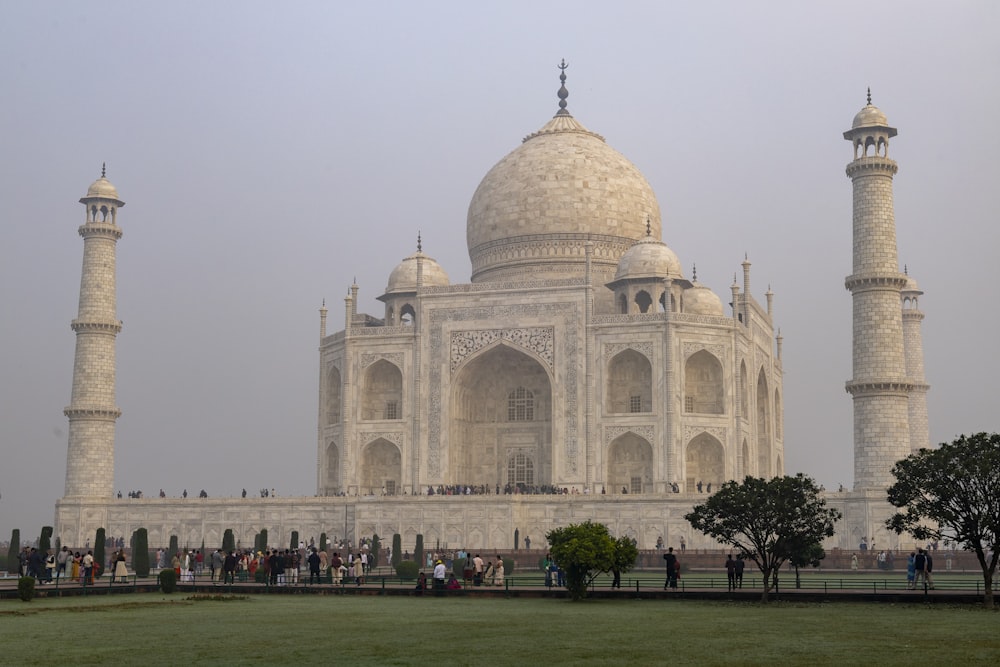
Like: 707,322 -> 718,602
450,343 -> 552,490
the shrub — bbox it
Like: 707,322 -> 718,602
39,526 -> 53,553
290,531 -> 299,551
5,529 -> 19,573
158,568 -> 176,593
222,529 -> 235,553
371,534 -> 381,568
94,528 -> 106,578
259,529 -> 268,551
453,557 -> 467,577
17,576 -> 35,602
133,528 -> 150,577
395,561 -> 420,580
168,535 -> 179,559
320,533 -> 328,553
414,535 -> 424,568
254,569 -> 268,584
391,534 -> 402,567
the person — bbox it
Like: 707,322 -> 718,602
353,553 -> 364,585
906,552 -> 916,589
307,548 -> 321,584
850,553 -> 859,570
56,546 -> 70,581
611,562 -> 621,589
663,547 -> 677,589
734,554 -> 745,588
913,548 -> 928,589
71,552 -> 81,581
82,550 -> 95,585
446,573 -> 462,590
525,536 -> 531,550
433,559 -> 446,595
473,554 -> 484,586
679,537 -> 686,552
414,571 -> 426,596
211,549 -> 223,582
494,555 -> 505,587
925,550 -> 935,589
223,551 -> 238,584
171,552 -> 181,578
484,560 -> 494,586
114,550 -> 128,583
725,554 -> 737,591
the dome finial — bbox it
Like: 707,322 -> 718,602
417,231 -> 422,252
556,59 -> 570,117
866,87 -> 872,105
101,162 -> 106,178
692,263 -> 697,281
904,263 -> 908,275
646,216 -> 651,237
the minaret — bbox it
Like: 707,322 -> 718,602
64,166 -> 124,498
901,269 -> 931,452
843,92 -> 912,490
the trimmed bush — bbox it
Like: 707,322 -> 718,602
498,557 -> 515,576
391,534 -> 402,567
320,533 -> 328,553
259,529 -> 268,551
414,535 -> 424,569
453,557 -> 467,577
222,529 -> 235,553
18,576 -> 35,602
168,535 -> 179,560
371,534 -> 381,568
158,568 -> 176,593
7,529 -> 19,574
395,560 -> 420,580
94,528 -> 106,578
290,531 -> 299,551
39,526 -> 53,553
133,528 -> 150,577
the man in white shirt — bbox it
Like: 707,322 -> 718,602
433,559 -> 446,595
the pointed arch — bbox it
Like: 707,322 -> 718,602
450,343 -> 552,487
360,438 -> 401,495
325,440 -> 341,494
634,290 -> 652,313
686,432 -> 725,491
326,366 -> 342,424
361,359 -> 403,421
400,303 -> 416,326
607,431 -> 653,494
684,350 -> 724,414
756,368 -> 771,477
741,438 -> 750,478
617,293 -> 628,314
606,348 -> 652,414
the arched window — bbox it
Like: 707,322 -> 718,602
507,387 -> 534,421
507,452 -> 534,487
684,350 -> 724,414
634,290 -> 652,313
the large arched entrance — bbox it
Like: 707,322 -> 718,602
325,441 -> 341,494
607,432 -> 653,494
450,344 -> 552,489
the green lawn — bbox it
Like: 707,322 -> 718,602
1,593 -> 996,665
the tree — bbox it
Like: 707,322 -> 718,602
391,534 -> 402,567
7,529 -> 20,574
370,534 -> 381,568
685,475 -> 840,602
886,432 -> 1000,609
222,529 -> 235,553
133,528 -> 150,577
608,535 -> 639,585
545,521 -> 616,601
38,526 -> 53,553
290,531 -> 299,550
259,529 -> 268,552
786,538 -> 826,589
414,534 -> 424,568
168,535 -> 179,560
94,528 -> 106,578
319,532 -> 328,553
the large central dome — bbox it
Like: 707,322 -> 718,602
467,67 -> 661,283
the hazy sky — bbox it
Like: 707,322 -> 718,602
2,1 -> 998,541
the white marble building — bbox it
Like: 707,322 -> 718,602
55,73 -> 927,552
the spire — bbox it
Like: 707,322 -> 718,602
646,216 -> 651,237
692,264 -> 697,282
101,162 -> 106,178
556,59 -> 570,117
417,231 -> 422,253
866,87 -> 872,105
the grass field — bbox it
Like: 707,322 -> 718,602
1,593 -> 997,665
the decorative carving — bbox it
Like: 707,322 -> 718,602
450,327 -> 554,373
604,425 -> 655,445
352,326 -> 415,337
591,313 -> 665,325
361,352 -> 404,369
683,425 -> 727,445
682,342 -> 726,361
603,341 -> 653,361
358,432 -> 405,447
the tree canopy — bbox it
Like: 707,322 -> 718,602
886,432 -> 1000,608
685,474 -> 840,601
545,521 -> 617,600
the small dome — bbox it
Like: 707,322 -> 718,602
85,176 -> 119,199
852,103 -> 889,129
683,282 -> 724,316
384,251 -> 450,294
902,274 -> 922,294
613,236 -> 682,281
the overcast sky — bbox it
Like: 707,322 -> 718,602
1,1 -> 997,541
